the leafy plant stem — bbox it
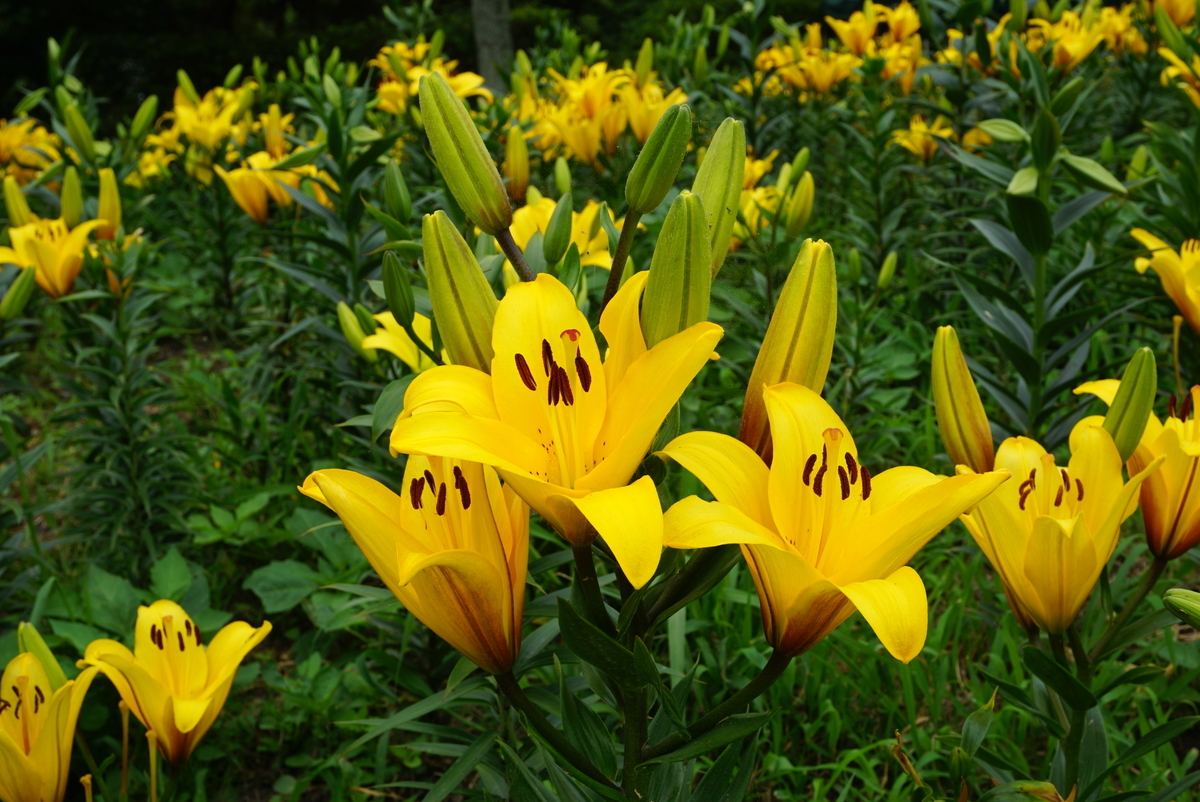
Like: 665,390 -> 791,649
622,685 -> 649,798
573,543 -> 616,636
601,210 -> 642,312
494,671 -> 620,790
75,732 -> 116,802
642,648 -> 792,760
1088,555 -> 1169,661
496,227 -> 536,282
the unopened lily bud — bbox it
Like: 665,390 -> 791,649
543,192 -> 573,266
847,247 -> 862,283
1009,0 -> 1028,28
423,211 -> 498,371
176,69 -> 201,105
1103,347 -> 1156,462
4,177 -> 33,227
337,301 -> 377,362
353,303 -> 378,338
635,38 -> 655,87
642,191 -> 712,347
775,163 -> 793,197
693,45 -> 709,83
739,239 -> 837,460
526,185 -> 543,206
690,117 -> 744,276
1127,145 -> 1149,181
63,105 -> 96,163
1099,135 -> 1114,164
504,126 -> 530,203
790,146 -> 810,177
97,168 -> 121,240
932,325 -> 994,472
626,104 -> 692,215
419,72 -> 512,235
1157,7 -> 1191,61
61,166 -> 82,227
382,251 -> 416,327
17,622 -> 67,691
877,250 -> 898,289
554,157 -> 572,197
130,95 -> 158,143
384,161 -> 412,223
1164,588 -> 1200,628
784,171 -> 814,239
0,266 -> 38,321
429,30 -> 446,62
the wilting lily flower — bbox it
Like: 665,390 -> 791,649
391,273 -> 722,588
959,424 -> 1161,633
1130,229 -> 1200,335
661,383 -> 1008,660
80,600 -> 270,765
1076,380 -> 1200,560
301,455 -> 528,673
0,653 -> 97,802
0,218 -> 105,299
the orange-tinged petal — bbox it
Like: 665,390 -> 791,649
838,566 -> 927,662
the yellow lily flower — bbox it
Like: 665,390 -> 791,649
0,218 -> 105,299
0,653 -> 97,802
621,82 -> 689,144
362,311 -> 437,372
959,425 -> 1161,633
891,115 -> 954,163
80,600 -> 271,765
391,273 -> 722,588
299,455 -> 528,673
1153,0 -> 1195,28
214,165 -> 269,223
1130,228 -> 1200,334
501,198 -> 620,270
661,383 -> 1009,660
0,119 -> 61,186
1076,380 -> 1200,560
826,6 -> 882,56
882,0 -> 922,41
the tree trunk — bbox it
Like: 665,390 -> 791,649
471,0 -> 513,93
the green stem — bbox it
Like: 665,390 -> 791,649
74,733 -> 116,802
643,649 -> 792,760
622,686 -> 649,798
600,210 -> 642,313
1088,555 -> 1169,662
494,672 -> 620,791
572,543 -> 616,636
645,544 -> 741,626
496,227 -> 536,282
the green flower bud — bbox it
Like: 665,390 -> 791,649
554,156 -> 572,197
847,247 -> 862,283
97,167 -> 122,240
1103,347 -> 1156,462
382,251 -> 416,328
790,146 -> 810,177
1127,145 -> 1150,181
693,44 -> 709,83
641,191 -> 712,347
543,192 -> 574,267
775,163 -> 793,196
337,301 -> 377,362
353,303 -> 377,337
17,622 -> 67,691
176,69 -> 201,106
419,73 -> 512,235
323,74 -> 342,109
4,177 -> 33,227
0,266 -> 38,321
635,38 -> 655,87
784,171 -> 814,239
60,167 -> 82,227
130,95 -> 159,143
717,22 -> 731,57
1164,588 -> 1200,629
1099,136 -> 1114,163
384,160 -> 412,223
1030,107 -> 1061,173
503,126 -> 530,202
626,104 -> 691,216
526,185 -> 543,206
1050,76 -> 1084,116
423,211 -> 499,371
690,117 -> 744,277
429,30 -> 446,62
62,105 -> 96,164
1156,7 -> 1190,62
1010,0 -> 1028,28
877,250 -> 898,289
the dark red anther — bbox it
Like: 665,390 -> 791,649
436,483 -> 447,516
542,339 -> 554,376
838,466 -> 850,500
1060,468 -> 1070,488
453,466 -> 472,509
813,465 -> 828,497
195,625 -> 202,646
186,620 -> 192,636
1076,479 -> 1084,501
424,470 -> 436,490
410,477 -> 425,509
178,632 -> 186,651
575,354 -> 592,392
861,465 -> 872,500
802,454 -> 817,486
845,452 -> 858,484
557,366 -> 575,406
1054,486 -> 1063,507
515,354 -> 538,391
1169,394 -> 1178,419
1182,391 -> 1194,422
548,369 -> 561,405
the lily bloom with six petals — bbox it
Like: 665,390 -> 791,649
1130,228 -> 1200,335
660,383 -> 1009,661
0,218 -> 105,299
301,455 -> 529,674
80,600 -> 271,765
390,272 -> 722,588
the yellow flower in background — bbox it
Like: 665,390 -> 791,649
891,115 -> 954,162
1159,47 -> 1200,108
362,311 -> 438,372
963,127 -> 994,151
621,82 -> 689,143
1130,228 -> 1200,333
0,218 -> 105,299
1027,12 -> 1105,71
1095,5 -> 1148,55
0,120 -> 61,186
390,273 -> 722,588
1153,0 -> 1195,28
81,600 -> 271,765
881,0 -> 922,42
258,104 -> 294,160
743,150 -> 780,190
1076,381 -> 1200,560
215,165 -> 270,223
959,425 -> 1160,634
500,197 -> 620,270
827,4 -> 882,55
879,35 -> 926,95
171,85 -> 246,151
661,384 -> 1008,660
300,456 -> 528,674
370,40 -> 494,113
733,185 -> 783,247
792,49 -> 863,96
0,653 -> 97,802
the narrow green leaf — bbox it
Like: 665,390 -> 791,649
1021,646 -> 1096,711
643,711 -> 774,763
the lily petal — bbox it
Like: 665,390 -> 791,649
572,476 -> 664,589
662,496 -> 787,550
401,365 -> 499,419
658,431 -> 772,527
0,729 -> 39,802
597,270 -> 649,389
390,411 -> 549,477
838,566 -> 928,663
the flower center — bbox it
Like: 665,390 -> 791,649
1015,456 -> 1085,518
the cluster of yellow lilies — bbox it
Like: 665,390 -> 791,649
0,606 -> 268,801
